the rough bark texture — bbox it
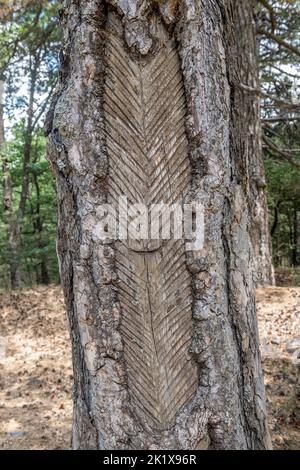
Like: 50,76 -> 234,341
235,1 -> 274,287
46,0 -> 272,449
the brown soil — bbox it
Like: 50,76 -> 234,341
0,286 -> 72,449
0,285 -> 299,449
257,287 -> 300,449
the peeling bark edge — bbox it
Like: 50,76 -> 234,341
46,0 -> 272,449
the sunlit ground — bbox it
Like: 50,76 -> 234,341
0,284 -> 299,449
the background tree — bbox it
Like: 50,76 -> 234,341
0,0 -> 61,288
257,0 -> 300,272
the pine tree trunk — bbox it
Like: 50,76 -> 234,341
235,1 -> 274,287
46,0 -> 272,450
7,56 -> 40,289
292,202 -> 298,266
33,171 -> 50,284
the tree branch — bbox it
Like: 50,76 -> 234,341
262,117 -> 300,123
240,83 -> 300,110
31,82 -> 57,131
258,0 -> 276,32
263,135 -> 300,171
257,27 -> 300,58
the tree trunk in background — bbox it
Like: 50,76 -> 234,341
32,171 -> 50,285
292,202 -> 298,266
0,80 -> 21,289
18,57 -> 38,222
46,0 -> 271,449
236,1 -> 274,287
7,56 -> 40,289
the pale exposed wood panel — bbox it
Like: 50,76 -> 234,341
104,23 -> 197,430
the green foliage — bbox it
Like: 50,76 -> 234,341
0,0 -> 61,289
266,156 -> 300,266
0,122 -> 59,287
258,0 -> 300,267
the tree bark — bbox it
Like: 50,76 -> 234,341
271,201 -> 281,237
32,170 -> 50,284
46,0 -> 272,449
292,201 -> 298,266
18,55 -> 39,221
236,1 -> 274,287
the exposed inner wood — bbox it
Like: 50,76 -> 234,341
104,18 -> 197,430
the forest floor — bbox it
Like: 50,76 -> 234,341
0,284 -> 299,450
